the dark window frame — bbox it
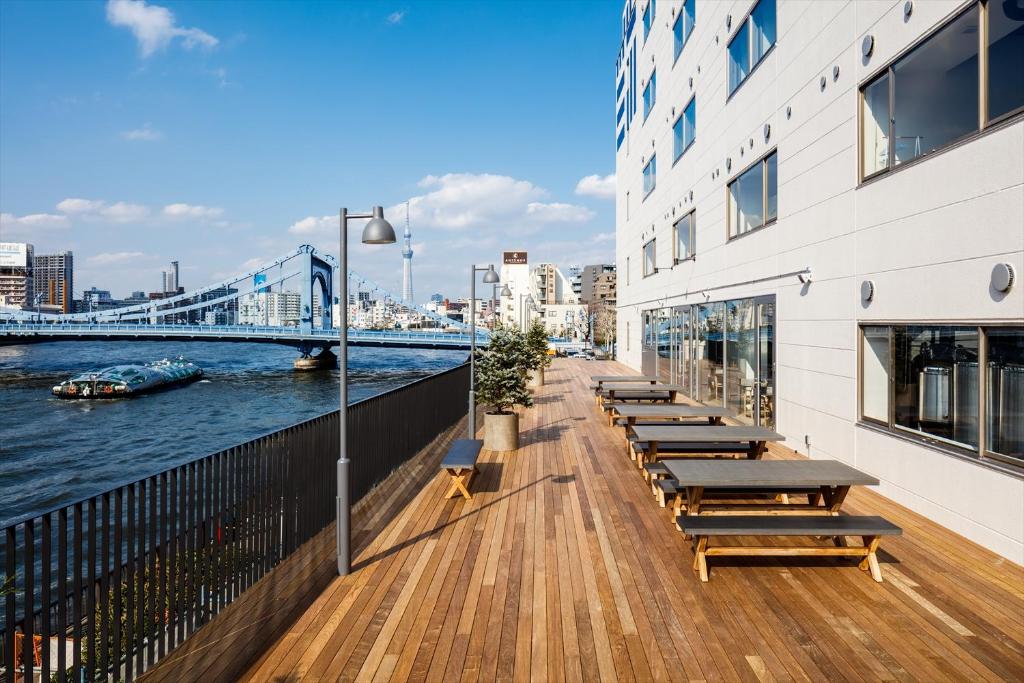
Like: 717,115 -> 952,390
673,210 -> 696,263
642,154 -> 657,199
726,148 -> 778,240
672,95 -> 696,164
857,322 -> 1024,473
857,0 -> 1024,183
726,0 -> 777,99
642,238 -> 657,278
672,0 -> 695,65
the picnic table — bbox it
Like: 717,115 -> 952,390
602,383 -> 684,404
591,375 -> 659,405
629,424 -> 785,463
664,458 -> 878,515
610,404 -> 731,427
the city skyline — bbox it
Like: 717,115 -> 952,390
0,0 -> 619,299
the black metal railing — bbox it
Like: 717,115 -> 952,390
1,362 -> 469,683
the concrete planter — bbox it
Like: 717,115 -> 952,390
527,367 -> 545,389
484,411 -> 519,451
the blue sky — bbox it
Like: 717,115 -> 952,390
0,0 -> 619,301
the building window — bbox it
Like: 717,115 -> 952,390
616,74 -> 625,99
673,211 -> 695,261
643,71 -> 656,120
673,0 -> 695,62
988,0 -> 1024,122
642,0 -> 653,41
728,0 -> 776,96
673,97 -> 696,161
642,239 -> 656,277
859,2 -> 1024,181
860,325 -> 1024,467
617,100 -> 625,126
616,126 -> 625,150
728,150 -> 777,238
642,155 -> 657,197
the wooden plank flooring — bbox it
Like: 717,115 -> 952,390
239,359 -> 1024,682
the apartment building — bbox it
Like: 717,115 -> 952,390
34,251 -> 74,314
614,0 -> 1023,561
0,242 -> 33,309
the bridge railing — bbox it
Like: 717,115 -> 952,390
0,323 -> 488,342
0,362 -> 470,683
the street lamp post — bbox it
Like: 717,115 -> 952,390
337,206 -> 396,576
468,264 -> 500,438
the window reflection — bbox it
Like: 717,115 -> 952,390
893,326 -> 979,448
862,73 -> 890,176
725,300 -> 757,424
988,0 -> 1024,121
728,22 -> 750,94
986,329 -> 1024,461
892,9 -> 978,165
697,302 -> 725,407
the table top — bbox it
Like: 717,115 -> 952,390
612,404 -> 732,418
663,459 -> 879,487
591,375 -> 658,383
630,424 -> 786,443
605,383 -> 684,392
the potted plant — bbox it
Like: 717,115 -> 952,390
476,326 -> 533,450
525,319 -> 553,388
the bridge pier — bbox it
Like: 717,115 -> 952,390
294,347 -> 337,371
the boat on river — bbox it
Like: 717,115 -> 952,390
52,357 -> 203,399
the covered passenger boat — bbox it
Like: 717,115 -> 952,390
52,357 -> 203,399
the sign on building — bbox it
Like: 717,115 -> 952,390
0,243 -> 28,268
503,251 -> 527,265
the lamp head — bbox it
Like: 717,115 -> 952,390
482,264 -> 500,284
361,206 -> 397,244
500,285 -> 512,297
798,267 -> 813,285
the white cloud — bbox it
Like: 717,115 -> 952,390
574,173 -> 616,200
526,202 -> 595,223
389,172 -> 593,232
0,213 -> 71,236
56,198 -> 105,214
86,251 -> 146,266
55,198 -> 149,223
287,215 -> 334,236
163,203 -> 224,219
593,231 -> 615,242
106,0 -> 218,58
386,11 -> 405,24
121,124 -> 162,141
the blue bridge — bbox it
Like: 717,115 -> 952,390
0,245 -> 489,359
0,323 -> 480,350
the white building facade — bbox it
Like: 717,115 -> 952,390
615,0 -> 1024,561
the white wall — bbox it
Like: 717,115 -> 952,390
614,0 -> 1024,562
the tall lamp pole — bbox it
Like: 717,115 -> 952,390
338,206 -> 396,576
469,264 -> 501,438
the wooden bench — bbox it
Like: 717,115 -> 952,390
655,479 -> 821,511
676,515 -> 902,582
441,439 -> 483,500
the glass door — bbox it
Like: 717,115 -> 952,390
755,299 -> 775,428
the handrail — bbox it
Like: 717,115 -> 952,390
0,362 -> 471,682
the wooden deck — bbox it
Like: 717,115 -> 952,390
238,359 -> 1024,682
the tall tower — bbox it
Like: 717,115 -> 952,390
401,202 -> 414,302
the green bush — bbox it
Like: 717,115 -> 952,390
476,326 -> 533,414
526,320 -> 552,370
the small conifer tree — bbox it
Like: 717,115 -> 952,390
476,326 -> 533,414
526,319 -> 553,370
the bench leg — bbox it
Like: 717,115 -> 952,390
444,467 -> 474,500
859,536 -> 883,582
672,493 -> 685,519
694,537 -> 709,581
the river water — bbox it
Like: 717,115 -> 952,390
0,341 -> 466,527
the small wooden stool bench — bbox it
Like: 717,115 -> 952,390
676,515 -> 902,582
441,439 -> 483,500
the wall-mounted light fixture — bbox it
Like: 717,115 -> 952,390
798,268 -> 813,285
862,34 -> 874,58
861,279 -> 875,302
